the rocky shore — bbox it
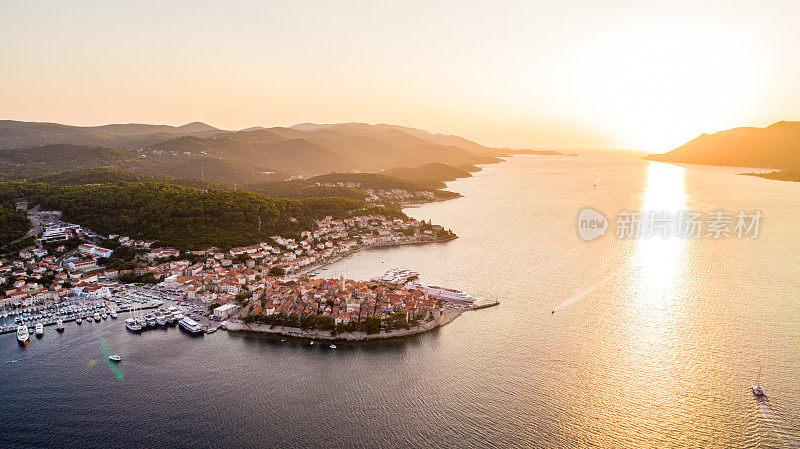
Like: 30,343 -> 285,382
226,308 -> 464,342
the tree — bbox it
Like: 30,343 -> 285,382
268,266 -> 285,276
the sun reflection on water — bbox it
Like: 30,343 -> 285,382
633,162 -> 689,299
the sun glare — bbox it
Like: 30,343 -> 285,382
581,24 -> 765,151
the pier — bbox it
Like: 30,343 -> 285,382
472,300 -> 500,310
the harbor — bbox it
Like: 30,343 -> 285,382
0,268 -> 499,346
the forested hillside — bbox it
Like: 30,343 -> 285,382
0,181 -> 368,250
0,203 -> 30,248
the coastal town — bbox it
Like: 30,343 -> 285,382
1,202 -> 492,343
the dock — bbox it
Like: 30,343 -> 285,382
472,300 -> 500,310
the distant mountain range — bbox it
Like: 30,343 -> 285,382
0,120 -> 506,182
645,121 -> 800,170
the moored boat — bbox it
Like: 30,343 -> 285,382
125,318 -> 142,332
35,322 -> 44,336
17,324 -> 29,343
178,317 -> 204,335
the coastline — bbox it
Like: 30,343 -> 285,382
290,235 -> 458,278
226,308 -> 464,342
230,159 -> 498,343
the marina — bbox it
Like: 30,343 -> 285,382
0,287 -> 171,338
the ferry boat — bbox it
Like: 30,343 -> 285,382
124,318 -> 142,332
17,324 -> 29,343
35,322 -> 44,336
178,317 -> 204,335
406,282 -> 478,304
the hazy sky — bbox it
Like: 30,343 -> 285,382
3,0 -> 800,151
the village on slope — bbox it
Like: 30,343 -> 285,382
0,201 -> 487,339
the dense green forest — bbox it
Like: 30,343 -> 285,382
31,168 -> 460,202
0,181 -> 372,250
0,203 -> 30,248
385,163 -> 475,183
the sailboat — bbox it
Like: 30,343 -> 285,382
751,366 -> 766,398
56,303 -> 64,332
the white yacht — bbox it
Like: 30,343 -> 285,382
125,318 -> 142,332
155,313 -> 167,327
56,318 -> 64,332
76,317 -> 82,324
110,310 -> 118,319
35,322 -> 44,336
178,317 -> 204,335
17,324 -> 29,343
93,313 -> 101,322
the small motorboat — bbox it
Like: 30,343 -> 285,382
110,310 -> 118,319
206,327 -> 217,334
109,354 -> 122,362
329,344 -> 337,349
309,340 -> 314,346
752,366 -> 766,398
56,318 -> 64,332
35,322 -> 44,336
76,317 -> 82,324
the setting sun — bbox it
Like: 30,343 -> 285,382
3,1 -> 799,151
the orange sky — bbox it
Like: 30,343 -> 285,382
3,1 -> 799,151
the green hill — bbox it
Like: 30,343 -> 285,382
0,204 -> 30,248
385,163 -> 473,183
0,181 -> 368,250
1,120 -> 504,177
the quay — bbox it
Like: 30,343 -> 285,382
472,300 -> 500,310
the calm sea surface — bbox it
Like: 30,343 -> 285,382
1,152 -> 799,448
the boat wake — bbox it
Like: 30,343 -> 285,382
552,269 -> 622,313
756,401 -> 797,447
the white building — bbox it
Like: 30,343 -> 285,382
213,303 -> 238,318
